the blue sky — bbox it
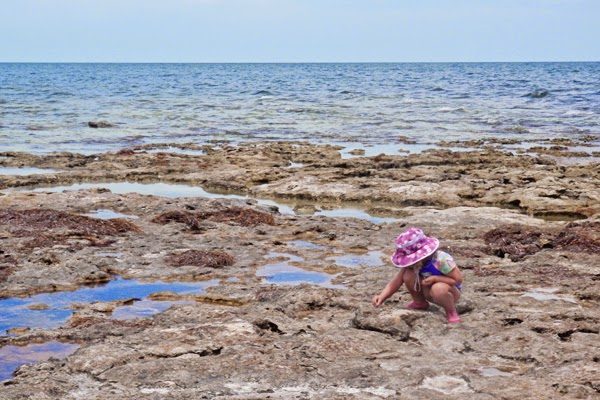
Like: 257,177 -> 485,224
1,0 -> 598,62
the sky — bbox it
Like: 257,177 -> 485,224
1,0 -> 599,62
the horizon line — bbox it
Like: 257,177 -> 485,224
1,60 -> 599,64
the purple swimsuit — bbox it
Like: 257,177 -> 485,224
420,259 -> 462,291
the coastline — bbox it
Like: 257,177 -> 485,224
0,141 -> 598,398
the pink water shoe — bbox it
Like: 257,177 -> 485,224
446,309 -> 461,323
406,301 -> 429,310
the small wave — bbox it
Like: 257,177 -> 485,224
563,110 -> 592,117
524,89 -> 549,98
26,125 -> 49,131
286,107 -> 326,115
437,107 -> 466,113
47,91 -> 73,97
432,87 -> 445,92
252,90 -> 274,96
506,126 -> 529,134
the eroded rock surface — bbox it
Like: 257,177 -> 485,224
0,142 -> 598,399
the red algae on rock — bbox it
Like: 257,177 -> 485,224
482,224 -> 554,261
0,209 -> 141,249
152,206 -> 275,231
551,221 -> 600,254
483,221 -> 600,261
166,250 -> 234,268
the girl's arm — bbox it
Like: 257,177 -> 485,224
372,269 -> 405,307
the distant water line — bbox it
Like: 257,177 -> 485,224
0,62 -> 599,154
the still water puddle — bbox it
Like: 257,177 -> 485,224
21,182 -> 403,224
479,367 -> 513,377
286,162 -> 305,169
287,240 -> 326,250
0,341 -> 79,382
0,167 -> 60,176
315,208 -> 398,224
327,251 -> 385,268
521,288 -> 578,304
84,209 -> 138,220
336,142 -> 472,159
0,278 -> 219,335
112,299 -> 192,320
27,182 -> 296,215
142,147 -> 205,156
257,252 -> 342,288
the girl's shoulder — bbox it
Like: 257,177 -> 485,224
432,250 -> 457,274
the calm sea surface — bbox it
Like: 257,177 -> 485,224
1,63 -> 599,154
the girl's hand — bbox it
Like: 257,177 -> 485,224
421,276 -> 437,286
372,294 -> 385,307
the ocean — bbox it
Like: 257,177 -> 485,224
1,62 -> 599,154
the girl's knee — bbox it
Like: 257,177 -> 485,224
430,282 -> 452,298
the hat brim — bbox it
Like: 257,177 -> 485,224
391,238 -> 439,268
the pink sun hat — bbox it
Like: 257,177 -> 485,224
391,227 -> 439,268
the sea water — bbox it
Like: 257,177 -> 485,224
1,63 -> 598,154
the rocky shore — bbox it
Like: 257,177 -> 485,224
0,141 -> 598,399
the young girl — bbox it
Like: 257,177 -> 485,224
372,227 -> 463,323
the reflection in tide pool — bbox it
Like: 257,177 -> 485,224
258,253 -> 343,288
21,182 -> 404,224
112,299 -> 192,320
288,240 -> 326,250
336,142 -> 473,159
0,341 -> 79,382
28,182 -> 296,215
85,209 -> 138,220
143,147 -> 205,156
0,167 -> 59,176
0,278 -> 219,335
328,251 -> 385,268
315,208 -> 398,224
521,288 -> 578,304
479,367 -> 513,377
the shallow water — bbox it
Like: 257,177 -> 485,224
257,252 -> 342,288
0,341 -> 79,382
0,167 -> 59,175
0,278 -> 219,335
27,181 -> 296,215
285,162 -> 305,169
21,181 -> 402,222
142,147 -> 205,156
112,299 -> 192,320
85,209 -> 138,220
521,288 -> 578,304
327,251 -> 385,268
479,367 -> 513,377
337,142 -> 473,158
1,63 -> 598,154
315,208 -> 398,224
287,240 -> 326,250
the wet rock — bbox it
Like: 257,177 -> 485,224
0,142 -> 598,399
87,121 -> 114,128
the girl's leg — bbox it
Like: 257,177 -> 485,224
402,269 -> 429,309
423,282 -> 461,323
